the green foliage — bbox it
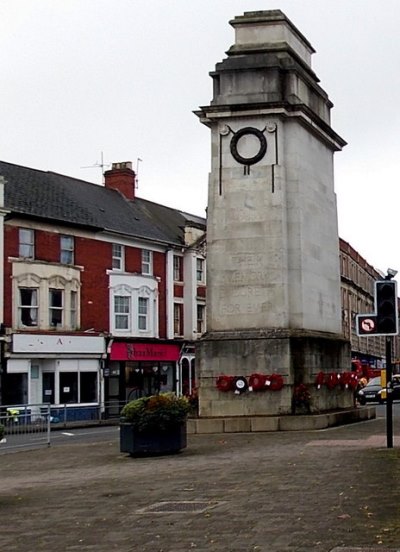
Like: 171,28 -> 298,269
120,393 -> 190,432
0,424 -> 4,441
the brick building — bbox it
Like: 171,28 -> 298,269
0,161 -> 206,416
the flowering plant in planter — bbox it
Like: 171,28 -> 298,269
120,393 -> 190,433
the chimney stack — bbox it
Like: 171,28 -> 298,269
104,161 -> 136,200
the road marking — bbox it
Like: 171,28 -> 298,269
61,432 -> 75,436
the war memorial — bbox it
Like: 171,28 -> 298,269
192,10 -> 373,432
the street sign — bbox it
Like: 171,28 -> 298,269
356,314 -> 378,336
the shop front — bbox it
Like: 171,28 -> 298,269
4,333 -> 106,420
107,341 -> 181,403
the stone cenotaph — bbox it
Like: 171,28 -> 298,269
195,10 -> 352,420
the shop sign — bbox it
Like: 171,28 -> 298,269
12,334 -> 106,354
110,342 -> 180,361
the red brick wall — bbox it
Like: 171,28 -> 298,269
197,286 -> 206,298
174,284 -> 184,298
125,247 -> 141,273
36,230 -> 59,263
75,237 -> 110,331
3,224 -> 169,337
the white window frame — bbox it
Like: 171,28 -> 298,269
141,250 -> 153,275
19,228 -> 34,259
196,258 -> 205,283
114,295 -> 130,330
173,255 -> 182,282
60,235 -> 74,265
112,244 -> 124,271
49,288 -> 64,328
19,287 -> 39,327
174,303 -> 183,336
138,297 -> 149,330
197,304 -> 205,334
70,290 -> 77,330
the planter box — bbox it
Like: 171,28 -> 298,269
120,422 -> 187,456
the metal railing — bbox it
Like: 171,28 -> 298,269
0,403 -> 51,449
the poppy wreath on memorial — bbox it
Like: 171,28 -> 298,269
315,371 -> 325,389
248,373 -> 267,391
265,373 -> 284,391
216,375 -> 235,392
340,371 -> 358,390
233,376 -> 249,394
325,372 -> 339,390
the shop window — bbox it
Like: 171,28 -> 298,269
60,372 -> 78,403
112,244 -> 124,270
138,297 -> 149,330
19,228 -> 34,259
60,235 -> 74,264
19,288 -> 38,327
196,258 -> 204,282
80,372 -> 97,403
173,255 -> 183,281
49,288 -> 63,327
141,250 -> 153,275
115,295 -> 130,330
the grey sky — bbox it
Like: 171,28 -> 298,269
1,0 -> 400,275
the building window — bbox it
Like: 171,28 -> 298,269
114,296 -> 130,330
174,303 -> 183,336
138,297 -> 149,330
49,289 -> 63,327
80,372 -> 97,403
60,235 -> 74,264
112,244 -> 124,270
196,258 -> 204,282
59,372 -> 78,403
19,288 -> 38,327
19,228 -> 34,259
70,290 -> 77,329
173,255 -> 182,281
142,250 -> 152,275
197,304 -> 205,334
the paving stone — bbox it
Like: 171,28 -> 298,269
0,415 -> 400,551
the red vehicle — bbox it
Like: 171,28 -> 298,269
351,359 -> 381,381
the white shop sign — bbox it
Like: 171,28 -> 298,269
12,334 -> 105,354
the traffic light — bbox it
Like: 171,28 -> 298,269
376,280 -> 398,335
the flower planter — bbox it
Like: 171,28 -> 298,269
120,422 -> 187,456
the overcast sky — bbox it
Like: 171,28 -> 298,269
1,0 -> 400,275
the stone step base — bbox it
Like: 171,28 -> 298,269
187,406 -> 376,434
